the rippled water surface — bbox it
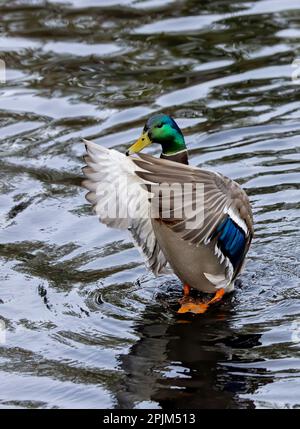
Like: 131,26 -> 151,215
0,0 -> 300,409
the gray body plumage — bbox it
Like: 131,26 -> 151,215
152,219 -> 228,293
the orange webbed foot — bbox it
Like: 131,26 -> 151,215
177,300 -> 209,314
177,287 -> 225,315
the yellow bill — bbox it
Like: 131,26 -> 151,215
126,132 -> 152,155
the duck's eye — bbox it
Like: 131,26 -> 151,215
156,123 -> 163,128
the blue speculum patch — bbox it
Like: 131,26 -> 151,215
213,216 -> 246,269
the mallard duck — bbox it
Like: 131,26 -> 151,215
82,114 -> 253,314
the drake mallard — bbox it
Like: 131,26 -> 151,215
82,114 -> 253,314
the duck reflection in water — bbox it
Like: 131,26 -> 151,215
115,284 -> 262,409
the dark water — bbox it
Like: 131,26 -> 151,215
0,0 -> 300,409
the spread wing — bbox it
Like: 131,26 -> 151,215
82,140 -> 171,276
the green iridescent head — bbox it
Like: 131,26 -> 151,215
127,114 -> 186,156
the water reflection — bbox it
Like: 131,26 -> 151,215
117,294 -> 262,409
